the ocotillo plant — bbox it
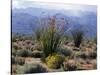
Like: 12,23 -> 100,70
71,29 -> 84,48
39,15 -> 69,57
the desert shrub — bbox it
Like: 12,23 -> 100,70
16,50 -> 33,57
58,48 -> 72,56
46,53 -> 65,69
15,57 -> 25,65
32,50 -> 43,58
16,63 -> 47,74
71,29 -> 84,48
63,59 -> 77,71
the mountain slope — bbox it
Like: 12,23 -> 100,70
12,7 -> 97,38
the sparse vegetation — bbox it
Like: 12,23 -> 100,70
12,27 -> 97,74
11,12 -> 97,74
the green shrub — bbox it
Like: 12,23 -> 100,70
16,50 -> 32,57
71,29 -> 84,48
16,63 -> 47,74
46,53 -> 65,69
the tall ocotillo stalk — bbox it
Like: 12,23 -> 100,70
40,15 -> 69,57
71,29 -> 84,48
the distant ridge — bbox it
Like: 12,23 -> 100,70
12,7 -> 97,39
